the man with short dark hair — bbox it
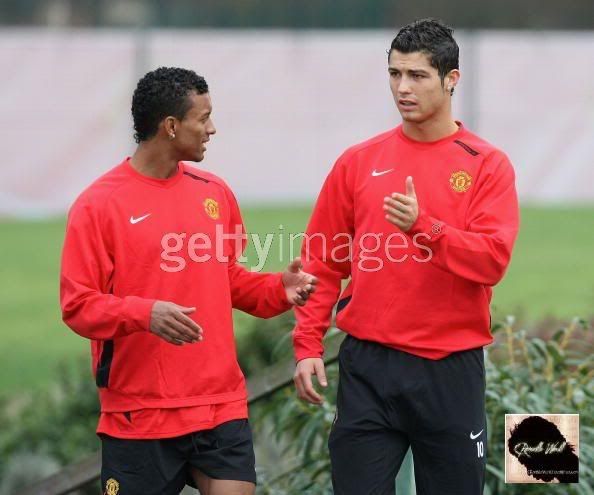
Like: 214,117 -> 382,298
60,67 -> 316,495
293,19 -> 519,494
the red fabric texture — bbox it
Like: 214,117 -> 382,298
294,124 -> 519,361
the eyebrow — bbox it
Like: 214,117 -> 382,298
388,67 -> 430,75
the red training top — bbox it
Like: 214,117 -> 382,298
293,123 -> 519,361
60,158 -> 291,438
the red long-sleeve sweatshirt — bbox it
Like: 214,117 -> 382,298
293,123 -> 519,361
60,159 -> 291,415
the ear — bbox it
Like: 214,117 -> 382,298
159,115 -> 177,140
162,116 -> 177,139
445,69 -> 461,94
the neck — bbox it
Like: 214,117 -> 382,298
402,108 -> 459,142
130,141 -> 180,179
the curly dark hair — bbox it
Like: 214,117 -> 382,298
131,67 -> 209,143
389,18 -> 459,82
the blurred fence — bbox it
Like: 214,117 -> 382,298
1,29 -> 593,217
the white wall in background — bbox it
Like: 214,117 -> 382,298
0,29 -> 592,217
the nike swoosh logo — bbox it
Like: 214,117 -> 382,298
372,168 -> 394,177
470,430 -> 484,440
130,213 -> 151,224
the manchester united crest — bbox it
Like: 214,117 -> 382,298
450,170 -> 472,193
203,198 -> 220,219
105,478 -> 120,495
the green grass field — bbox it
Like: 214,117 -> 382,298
0,205 -> 593,396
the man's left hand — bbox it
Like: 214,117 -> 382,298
384,176 -> 419,232
282,257 -> 318,306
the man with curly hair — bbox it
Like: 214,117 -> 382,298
60,67 -> 317,495
293,19 -> 519,494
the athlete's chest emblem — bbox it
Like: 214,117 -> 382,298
450,170 -> 472,193
203,198 -> 220,219
129,213 -> 151,224
372,168 -> 394,177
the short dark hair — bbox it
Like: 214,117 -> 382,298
389,18 -> 459,81
132,67 -> 209,143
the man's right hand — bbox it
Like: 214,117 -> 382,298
149,301 -> 203,345
294,357 -> 328,405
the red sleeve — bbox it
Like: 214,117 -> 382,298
407,151 -> 519,286
293,153 -> 354,362
60,196 -> 155,340
224,186 -> 292,318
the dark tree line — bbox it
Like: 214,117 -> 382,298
1,0 -> 594,29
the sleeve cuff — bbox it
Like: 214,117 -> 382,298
273,272 -> 293,311
293,334 -> 324,362
407,208 -> 446,242
127,297 -> 157,334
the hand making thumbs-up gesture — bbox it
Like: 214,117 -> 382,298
383,176 -> 419,232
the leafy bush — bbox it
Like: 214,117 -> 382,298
0,452 -> 61,495
236,312 -> 296,378
0,357 -> 100,493
484,316 -> 593,494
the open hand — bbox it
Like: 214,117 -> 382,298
294,357 -> 327,404
282,257 -> 318,306
149,301 -> 203,345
